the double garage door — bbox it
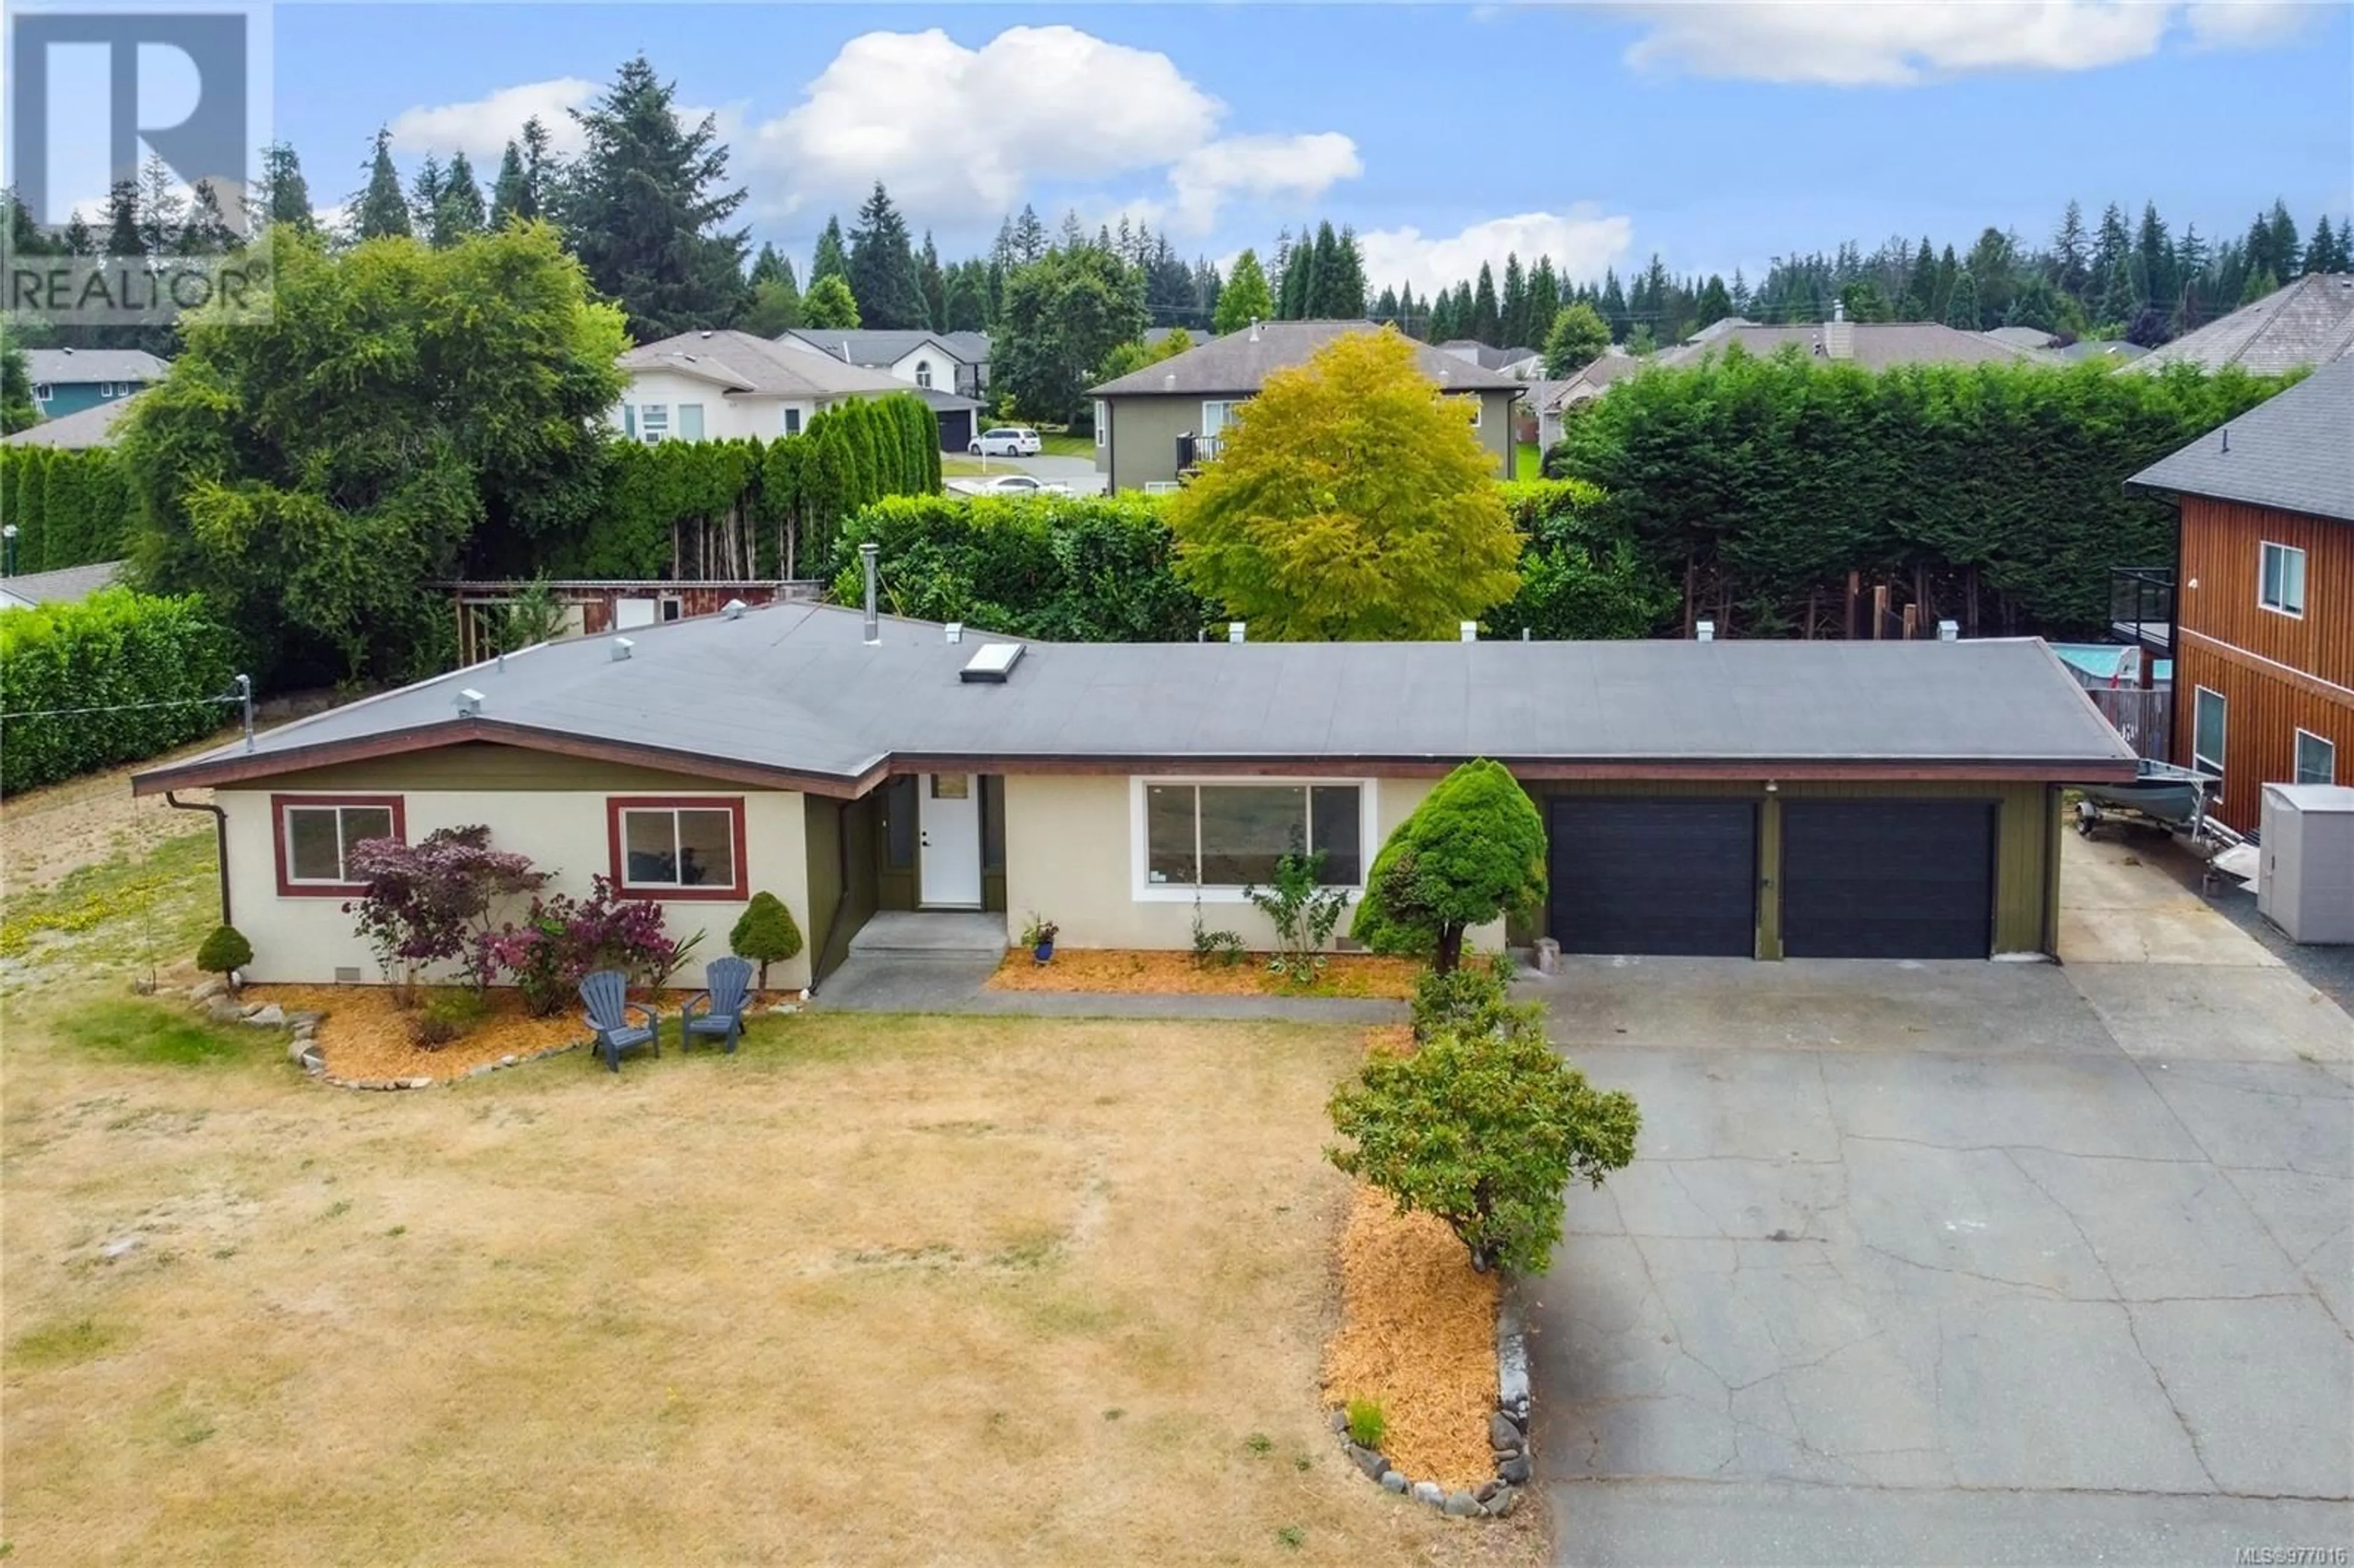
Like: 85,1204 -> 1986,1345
1547,798 -> 1995,959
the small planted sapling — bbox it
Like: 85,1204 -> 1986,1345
1245,847 -> 1349,986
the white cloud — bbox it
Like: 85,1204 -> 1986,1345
1168,134 -> 1363,230
1607,1 -> 2303,85
388,78 -> 596,161
1358,209 -> 1634,299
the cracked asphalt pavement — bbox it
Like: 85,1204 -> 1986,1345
1522,839 -> 2354,1567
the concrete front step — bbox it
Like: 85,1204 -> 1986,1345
848,911 -> 1008,956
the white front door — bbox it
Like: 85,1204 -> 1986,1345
919,774 -> 983,907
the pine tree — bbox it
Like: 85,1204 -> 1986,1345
1900,237 -> 1937,319
104,179 -> 143,258
1325,226 -> 1367,319
2051,199 -> 2089,300
2305,219 -> 2343,275
254,142 -> 315,234
408,154 -> 445,238
1696,274 -> 1733,327
919,231 -> 947,329
176,180 -> 237,254
1276,229 -> 1312,319
1934,245 -> 1959,323
2089,204 -> 2131,303
62,212 -> 95,256
1944,268 -> 1980,331
137,153 -> 186,257
1500,253 -> 1528,347
355,128 -> 411,240
1008,204 -> 1048,265
1214,248 -> 1274,334
433,150 -> 486,246
741,246 -> 802,335
2135,203 -> 2175,320
844,183 -> 926,329
943,262 -> 988,332
2265,201 -> 2299,280
555,53 -> 750,339
2239,267 -> 2281,306
486,117 -> 552,227
2098,251 -> 2139,329
810,216 -> 848,286
1598,269 -> 1628,341
1471,262 -> 1501,344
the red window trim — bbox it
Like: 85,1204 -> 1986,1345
605,796 -> 749,901
272,793 -> 406,898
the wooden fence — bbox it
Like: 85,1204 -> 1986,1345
2082,685 -> 2172,762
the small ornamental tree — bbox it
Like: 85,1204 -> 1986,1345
485,876 -> 691,1014
1329,1005 -> 1640,1274
345,826 -> 546,997
729,891 -> 803,991
1350,758 -> 1547,972
196,924 -> 254,991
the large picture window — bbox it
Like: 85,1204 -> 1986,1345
1138,780 -> 1366,896
606,797 -> 747,899
2192,687 -> 2227,777
272,794 -> 404,896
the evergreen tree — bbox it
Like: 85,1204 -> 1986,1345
433,150 -> 487,246
176,180 -> 237,254
2089,203 -> 2131,304
1501,253 -> 1528,346
104,180 -> 143,258
1324,225 -> 1367,319
741,246 -> 801,336
2098,251 -> 2140,327
1527,257 -> 1561,344
1624,322 -> 1658,356
408,154 -> 445,238
1471,262 -> 1501,344
2051,199 -> 2089,300
1008,204 -> 1048,265
487,117 -> 554,228
136,153 -> 186,257
919,231 -> 947,330
1276,229 -> 1312,319
810,216 -> 848,286
555,53 -> 750,339
943,262 -> 988,332
2239,267 -> 2281,305
2305,219 -> 2344,275
1899,238 -> 1938,319
2134,203 -> 2175,320
2265,200 -> 2299,281
355,128 -> 411,240
1729,267 -> 1751,314
802,273 -> 859,329
1214,248 -> 1274,335
1541,302 -> 1610,376
1934,245 -> 1959,323
63,213 -> 95,255
1943,268 -> 1981,330
1372,284 -> 1400,324
1302,222 -> 1338,316
844,183 -> 926,329
1598,269 -> 1628,341
254,142 -> 316,235
1,329 -> 38,435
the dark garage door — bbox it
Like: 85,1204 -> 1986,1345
1781,801 -> 1994,959
934,408 -> 974,452
1548,799 -> 1757,956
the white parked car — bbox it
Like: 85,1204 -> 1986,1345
953,473 -> 1070,497
969,426 -> 1042,457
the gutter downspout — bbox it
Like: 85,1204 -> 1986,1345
166,791 -> 231,927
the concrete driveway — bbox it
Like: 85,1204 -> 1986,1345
1525,834 -> 2354,1566
949,452 -> 1107,494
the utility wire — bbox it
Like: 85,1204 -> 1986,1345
0,691 -> 246,721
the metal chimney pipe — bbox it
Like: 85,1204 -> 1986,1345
861,541 -> 880,644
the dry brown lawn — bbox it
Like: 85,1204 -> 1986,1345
1,1003 -> 1546,1566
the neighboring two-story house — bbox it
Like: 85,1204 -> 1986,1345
778,329 -> 991,401
2124,357 -> 2352,831
1086,321 -> 1522,492
614,330 -> 983,451
25,348 -> 167,419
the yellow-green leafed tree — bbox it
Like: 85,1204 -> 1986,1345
1166,327 -> 1521,640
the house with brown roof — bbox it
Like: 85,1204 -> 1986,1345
615,330 -> 983,451
2125,273 -> 2354,378
1086,320 -> 1522,491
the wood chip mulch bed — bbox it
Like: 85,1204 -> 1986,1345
242,985 -> 697,1084
984,948 -> 1420,999
1322,1024 -> 1501,1490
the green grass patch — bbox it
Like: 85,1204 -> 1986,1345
1037,430 -> 1092,459
9,1314 -> 126,1369
0,827 -> 218,970
64,999 -> 277,1067
1514,441 -> 1542,481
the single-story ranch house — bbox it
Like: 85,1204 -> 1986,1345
131,604 -> 2136,992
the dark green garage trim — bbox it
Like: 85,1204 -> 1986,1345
1515,779 -> 2060,959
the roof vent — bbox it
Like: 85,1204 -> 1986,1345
945,621 -> 964,644
1459,620 -> 1477,642
1248,318 -> 1261,343
722,598 -> 747,620
1696,621 -> 1715,642
455,687 -> 486,716
959,641 -> 1024,683
611,636 -> 634,661
1228,621 -> 1246,644
1162,371 -> 1176,390
699,330 -> 712,338
1937,619 -> 1959,641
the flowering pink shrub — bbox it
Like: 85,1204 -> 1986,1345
485,876 -> 693,1016
346,826 -> 547,995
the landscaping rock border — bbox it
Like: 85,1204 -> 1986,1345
314,1038 -> 583,1091
1329,1284 -> 1533,1521
164,976 -> 585,1090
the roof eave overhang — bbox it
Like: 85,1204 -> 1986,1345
880,753 -> 2141,783
131,718 -> 875,799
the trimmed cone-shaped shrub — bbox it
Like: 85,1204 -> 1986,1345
1349,758 -> 1547,972
196,923 -> 254,989
729,891 -> 804,990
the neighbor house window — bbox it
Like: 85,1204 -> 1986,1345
272,794 -> 404,896
678,403 -> 705,440
1201,400 -> 1241,438
782,406 -> 803,436
97,381 -> 115,397
2259,542 -> 2306,615
1094,400 -> 1108,447
638,403 -> 669,444
914,360 -> 934,389
608,797 -> 746,899
1137,780 -> 1366,896
2295,729 -> 2337,785
2192,687 -> 2226,777
31,382 -> 51,402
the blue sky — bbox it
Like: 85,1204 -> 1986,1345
272,2 -> 2354,292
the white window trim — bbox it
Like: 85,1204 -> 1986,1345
2192,685 -> 2227,777
2293,728 -> 2337,785
1201,400 -> 1240,438
782,405 -> 804,436
32,382 -> 51,402
638,403 -> 669,444
1127,776 -> 1379,904
1094,400 -> 1108,448
2258,541 -> 2306,618
913,360 -> 934,389
677,402 -> 705,441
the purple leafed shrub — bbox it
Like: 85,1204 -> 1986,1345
345,826 -> 547,997
484,875 -> 692,1016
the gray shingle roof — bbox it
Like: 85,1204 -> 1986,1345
621,330 -> 977,408
25,348 -> 167,385
0,560 -> 124,609
2,393 -> 139,449
2125,356 -> 2354,523
1657,322 -> 2049,371
1090,321 -> 1523,397
2125,273 -> 2354,376
134,604 -> 2135,793
782,329 -> 987,368
1984,326 -> 2061,351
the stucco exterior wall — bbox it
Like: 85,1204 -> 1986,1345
218,785 -> 813,991
1000,772 -> 1503,953
1099,389 -> 1517,490
611,370 -> 814,443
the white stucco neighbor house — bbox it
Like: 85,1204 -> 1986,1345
615,330 -> 983,451
131,603 -> 2135,994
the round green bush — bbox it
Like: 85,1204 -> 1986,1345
196,923 -> 254,980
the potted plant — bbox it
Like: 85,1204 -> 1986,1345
1021,913 -> 1059,964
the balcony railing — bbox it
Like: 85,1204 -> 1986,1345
2109,565 -> 2175,652
1175,432 -> 1225,472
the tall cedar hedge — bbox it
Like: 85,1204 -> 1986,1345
0,586 -> 236,794
0,446 -> 137,574
1543,350 -> 2291,636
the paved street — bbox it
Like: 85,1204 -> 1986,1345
1523,836 -> 2354,1566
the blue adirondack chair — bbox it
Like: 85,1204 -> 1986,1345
580,970 -> 660,1071
680,956 -> 754,1054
